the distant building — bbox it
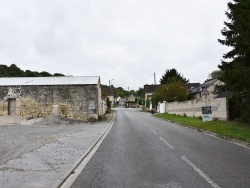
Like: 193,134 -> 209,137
101,85 -> 115,106
126,94 -> 137,108
119,98 -> 127,106
144,84 -> 161,101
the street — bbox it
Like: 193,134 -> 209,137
71,108 -> 250,188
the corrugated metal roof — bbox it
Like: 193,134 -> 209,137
0,76 -> 100,86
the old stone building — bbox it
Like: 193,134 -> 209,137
0,76 -> 104,121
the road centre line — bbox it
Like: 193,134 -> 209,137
159,137 -> 174,150
150,129 -> 157,134
181,156 -> 221,188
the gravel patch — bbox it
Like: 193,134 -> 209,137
0,115 -> 111,188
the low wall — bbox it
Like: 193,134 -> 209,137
161,98 -> 228,121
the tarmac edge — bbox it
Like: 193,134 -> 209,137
53,113 -> 116,188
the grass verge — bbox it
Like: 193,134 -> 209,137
155,113 -> 250,143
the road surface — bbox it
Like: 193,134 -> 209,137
71,108 -> 250,188
0,116 -> 110,188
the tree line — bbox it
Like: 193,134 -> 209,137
0,64 -> 64,77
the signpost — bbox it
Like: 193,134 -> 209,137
201,87 -> 212,122
201,106 -> 213,122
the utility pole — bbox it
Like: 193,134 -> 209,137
154,72 -> 156,85
153,72 -> 157,112
154,73 -> 156,110
109,79 -> 114,107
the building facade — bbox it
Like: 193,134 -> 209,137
0,76 -> 104,121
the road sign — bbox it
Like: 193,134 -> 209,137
201,87 -> 209,95
201,106 -> 212,122
88,101 -> 96,110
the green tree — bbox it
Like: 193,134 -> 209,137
0,64 -> 9,77
151,92 -> 162,109
39,71 -> 52,77
136,87 -> 145,98
24,70 -> 39,77
54,73 -> 64,76
218,0 -> 250,122
138,98 -> 145,105
0,64 -> 65,78
8,64 -> 24,77
160,68 -> 189,84
113,87 -> 129,98
208,70 -> 222,80
157,82 -> 188,102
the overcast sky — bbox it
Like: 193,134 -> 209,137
0,0 -> 229,90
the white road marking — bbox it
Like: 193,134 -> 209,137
150,129 -> 157,134
181,156 -> 221,188
159,137 -> 174,150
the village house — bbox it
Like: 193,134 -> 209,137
101,85 -> 115,107
154,79 -> 228,120
126,94 -> 138,108
118,98 -> 127,106
188,79 -> 225,100
144,84 -> 161,103
0,76 -> 105,121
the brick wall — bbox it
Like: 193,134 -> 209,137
0,85 -> 100,121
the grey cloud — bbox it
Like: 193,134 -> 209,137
0,0 -> 228,88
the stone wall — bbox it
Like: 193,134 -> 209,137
163,98 -> 228,121
0,85 -> 100,121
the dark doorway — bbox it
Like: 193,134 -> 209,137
8,98 -> 16,116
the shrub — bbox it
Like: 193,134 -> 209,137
197,116 -> 202,120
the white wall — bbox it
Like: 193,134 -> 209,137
158,98 -> 228,121
158,102 -> 166,113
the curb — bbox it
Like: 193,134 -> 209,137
152,114 -> 250,150
53,113 -> 116,188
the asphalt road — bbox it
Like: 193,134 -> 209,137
71,108 -> 250,188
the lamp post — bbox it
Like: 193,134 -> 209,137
109,79 -> 114,86
109,79 -> 114,107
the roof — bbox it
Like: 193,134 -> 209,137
144,85 -> 161,93
101,85 -> 114,96
0,76 -> 100,86
188,86 -> 201,94
215,91 -> 232,98
200,79 -> 217,88
144,83 -> 201,94
185,83 -> 200,90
